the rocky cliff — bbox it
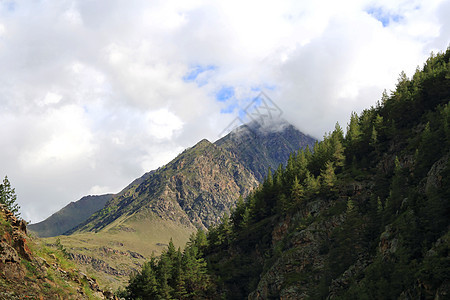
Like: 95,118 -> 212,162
0,204 -> 116,299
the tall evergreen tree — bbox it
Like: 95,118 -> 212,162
0,176 -> 20,217
320,161 -> 336,192
291,176 -> 304,208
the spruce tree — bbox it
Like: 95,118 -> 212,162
0,176 -> 20,217
320,161 -> 336,192
291,176 -> 304,208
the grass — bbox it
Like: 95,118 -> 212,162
43,216 -> 196,290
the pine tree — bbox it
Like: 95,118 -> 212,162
195,229 -> 208,250
331,122 -> 345,169
346,198 -> 356,214
127,258 -> 159,299
216,213 -> 232,245
0,176 -> 20,217
291,176 -> 304,208
320,161 -> 336,192
304,171 -> 319,195
172,247 -> 186,299
285,153 -> 297,183
231,196 -> 250,229
295,149 -> 309,181
158,251 -> 173,299
370,126 -> 378,147
346,112 -> 361,144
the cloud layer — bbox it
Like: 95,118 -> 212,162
0,0 -> 448,222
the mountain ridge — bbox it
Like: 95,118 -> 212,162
67,118 -> 316,235
31,118 -> 315,238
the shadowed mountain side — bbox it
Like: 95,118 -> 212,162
29,194 -> 114,237
215,118 -> 316,181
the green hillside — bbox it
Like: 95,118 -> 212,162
123,48 -> 450,299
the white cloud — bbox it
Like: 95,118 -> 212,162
0,0 -> 448,222
37,92 -> 63,106
146,109 -> 184,140
19,105 -> 93,167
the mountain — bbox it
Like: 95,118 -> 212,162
29,194 -> 114,237
40,118 -> 315,289
68,138 -> 260,233
122,49 -> 450,299
68,119 -> 315,233
0,204 -> 116,299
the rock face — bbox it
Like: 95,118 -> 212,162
0,204 -> 31,283
69,253 -> 129,276
243,200 -> 347,300
0,204 -> 117,299
216,119 -> 316,181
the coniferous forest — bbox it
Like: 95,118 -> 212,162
120,48 -> 450,299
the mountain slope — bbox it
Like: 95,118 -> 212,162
29,194 -> 113,237
47,119 -> 314,289
68,138 -> 259,234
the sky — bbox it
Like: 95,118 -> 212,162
0,0 -> 448,223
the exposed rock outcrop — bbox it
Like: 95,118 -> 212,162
0,204 -> 117,299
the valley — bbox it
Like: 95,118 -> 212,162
2,48 -> 448,300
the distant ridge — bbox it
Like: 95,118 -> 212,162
28,194 -> 113,237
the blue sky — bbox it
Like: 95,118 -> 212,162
216,86 -> 235,102
183,65 -> 216,84
366,7 -> 403,27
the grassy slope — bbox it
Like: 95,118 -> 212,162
43,217 -> 195,290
